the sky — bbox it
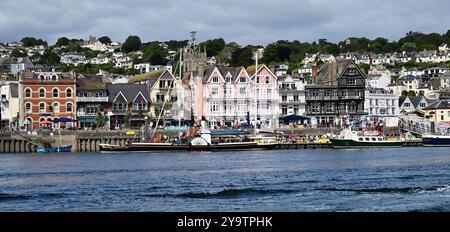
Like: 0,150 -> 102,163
1,0 -> 450,46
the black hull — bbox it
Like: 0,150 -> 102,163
422,137 -> 450,147
99,143 -> 278,153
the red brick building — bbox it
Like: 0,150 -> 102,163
21,71 -> 76,129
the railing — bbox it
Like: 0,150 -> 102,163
76,97 -> 108,102
399,115 -> 450,135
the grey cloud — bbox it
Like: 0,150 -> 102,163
0,0 -> 449,45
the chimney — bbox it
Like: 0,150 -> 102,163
311,64 -> 318,83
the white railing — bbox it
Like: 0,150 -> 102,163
399,115 -> 450,135
76,97 -> 109,102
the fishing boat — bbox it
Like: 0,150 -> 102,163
330,127 -> 404,148
37,145 -> 73,153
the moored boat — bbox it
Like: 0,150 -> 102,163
330,128 -> 404,149
37,145 -> 73,153
422,135 -> 450,147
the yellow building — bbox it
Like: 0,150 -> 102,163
423,100 -> 450,124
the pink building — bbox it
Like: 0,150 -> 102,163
188,65 -> 279,129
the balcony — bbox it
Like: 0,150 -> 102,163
77,97 -> 109,102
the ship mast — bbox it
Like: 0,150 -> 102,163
254,51 -> 258,136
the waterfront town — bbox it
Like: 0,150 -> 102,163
1,31 -> 450,152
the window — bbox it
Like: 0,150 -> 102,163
66,88 -> 72,98
157,94 -> 165,103
211,88 -> 218,96
419,103 -> 426,108
240,77 -> 246,83
25,103 -> 32,113
67,103 -> 73,113
25,89 -> 31,98
267,89 -> 272,99
325,103 -> 333,113
347,78 -> 356,85
39,89 -> 45,98
265,77 -> 270,84
211,102 -> 219,112
282,95 -> 287,102
133,102 -> 146,111
225,77 -> 232,83
113,102 -> 126,111
39,103 -> 45,113
240,88 -> 245,96
53,89 -> 59,98
311,103 -> 319,113
294,95 -> 299,102
404,103 -> 411,107
212,76 -> 219,83
52,103 -> 60,113
282,106 -> 288,115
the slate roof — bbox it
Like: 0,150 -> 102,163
422,100 -> 450,110
399,96 -> 429,108
107,84 -> 150,103
315,59 -> 351,86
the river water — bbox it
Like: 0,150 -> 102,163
0,147 -> 449,212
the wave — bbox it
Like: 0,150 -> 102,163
0,193 -> 32,201
318,185 -> 450,194
143,188 -> 298,199
0,192 -> 69,202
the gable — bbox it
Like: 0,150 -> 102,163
133,92 -> 148,103
113,92 -> 127,103
207,67 -> 224,83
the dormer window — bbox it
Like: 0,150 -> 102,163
212,76 -> 219,83
39,75 -> 45,81
52,75 -> 57,81
240,77 -> 246,83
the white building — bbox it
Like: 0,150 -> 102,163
365,88 -> 399,127
134,63 -> 173,74
278,75 -> 307,116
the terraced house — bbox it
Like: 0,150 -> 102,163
147,69 -> 190,126
106,84 -> 150,130
21,71 -> 77,129
189,65 -> 279,129
76,74 -> 109,129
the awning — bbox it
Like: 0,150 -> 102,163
279,114 -> 309,122
78,118 -> 95,123
54,118 -> 78,123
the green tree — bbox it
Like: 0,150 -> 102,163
11,49 -> 27,57
230,46 -> 254,67
401,90 -> 408,96
95,111 -> 107,128
199,38 -> 225,57
39,51 -> 60,65
122,36 -> 142,53
21,37 -> 47,47
142,42 -> 168,65
98,36 -> 112,44
55,37 -> 70,47
400,42 -> 418,52
124,111 -> 132,128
